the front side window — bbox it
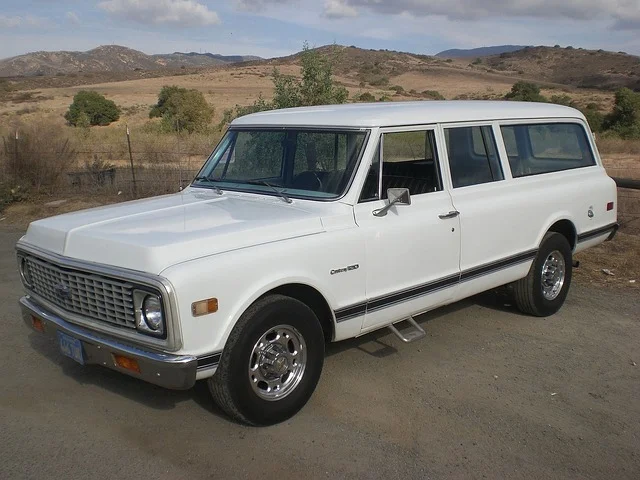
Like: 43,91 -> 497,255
500,123 -> 595,177
444,125 -> 503,188
360,129 -> 442,201
193,128 -> 368,200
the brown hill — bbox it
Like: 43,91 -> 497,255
481,46 -> 640,90
0,45 -> 260,77
269,45 -> 443,76
2,44 -> 640,96
267,44 -> 640,92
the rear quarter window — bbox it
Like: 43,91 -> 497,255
500,123 -> 596,178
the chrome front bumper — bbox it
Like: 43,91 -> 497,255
20,296 -> 198,390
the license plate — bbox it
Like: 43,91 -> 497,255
57,331 -> 84,365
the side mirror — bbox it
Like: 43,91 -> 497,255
373,188 -> 411,217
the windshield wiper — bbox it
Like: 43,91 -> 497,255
192,176 -> 223,195
243,180 -> 292,204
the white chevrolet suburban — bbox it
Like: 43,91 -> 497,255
17,101 -> 618,425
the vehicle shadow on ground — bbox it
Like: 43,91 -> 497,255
27,333 -> 231,421
325,287 -> 527,359
26,288 -> 524,418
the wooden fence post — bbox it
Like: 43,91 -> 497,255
126,125 -> 138,198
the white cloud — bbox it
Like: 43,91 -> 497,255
233,0 -> 296,12
66,11 -> 81,25
98,0 -> 221,27
0,15 -> 48,28
327,0 -> 640,29
323,0 -> 358,19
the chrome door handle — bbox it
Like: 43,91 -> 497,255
438,210 -> 460,219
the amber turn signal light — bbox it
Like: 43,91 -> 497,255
31,316 -> 44,333
114,354 -> 140,373
191,298 -> 218,317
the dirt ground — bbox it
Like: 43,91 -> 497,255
1,226 -> 639,480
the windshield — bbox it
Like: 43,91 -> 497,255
192,128 -> 368,200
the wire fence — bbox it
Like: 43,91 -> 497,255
1,133 -> 639,232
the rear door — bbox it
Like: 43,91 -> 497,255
353,126 -> 461,333
440,122 -> 536,300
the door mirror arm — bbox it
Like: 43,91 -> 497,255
372,188 -> 411,217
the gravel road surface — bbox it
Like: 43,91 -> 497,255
1,227 -> 638,480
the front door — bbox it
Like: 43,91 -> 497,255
353,126 -> 461,333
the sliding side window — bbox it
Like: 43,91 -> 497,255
500,123 -> 596,178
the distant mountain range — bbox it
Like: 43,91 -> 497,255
436,45 -> 529,58
0,45 -> 262,77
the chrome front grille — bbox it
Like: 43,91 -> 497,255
24,255 -> 136,329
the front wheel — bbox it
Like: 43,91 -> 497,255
513,232 -> 573,317
208,294 -> 325,425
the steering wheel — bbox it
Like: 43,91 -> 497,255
311,172 -> 324,191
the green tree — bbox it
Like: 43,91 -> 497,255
65,90 -> 120,126
271,69 -> 302,109
504,82 -> 548,102
604,88 -> 640,138
149,85 -> 186,119
219,42 -> 349,127
150,86 -> 213,133
296,42 -> 348,106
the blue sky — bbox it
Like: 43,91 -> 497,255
1,0 -> 639,60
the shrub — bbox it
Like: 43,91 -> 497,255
582,105 -> 605,133
368,75 -> 390,87
504,82 -> 547,102
219,95 -> 272,129
149,86 -> 186,119
422,90 -> 445,100
0,184 -> 28,213
389,85 -> 405,94
150,86 -> 214,133
603,88 -> 640,138
472,58 -> 482,65
2,120 -> 77,190
356,92 -> 376,102
65,90 -> 120,126
550,94 -> 576,107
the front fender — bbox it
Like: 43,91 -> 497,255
160,231 -> 366,357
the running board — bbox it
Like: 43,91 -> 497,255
387,316 -> 426,343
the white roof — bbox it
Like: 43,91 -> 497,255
230,100 -> 585,128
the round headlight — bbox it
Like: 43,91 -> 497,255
142,295 -> 163,331
20,257 -> 32,287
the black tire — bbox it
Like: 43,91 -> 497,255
208,294 -> 324,426
513,232 -> 573,317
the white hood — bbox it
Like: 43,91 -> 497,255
19,189 -> 340,274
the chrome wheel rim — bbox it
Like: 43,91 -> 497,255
248,324 -> 307,401
541,250 -> 566,301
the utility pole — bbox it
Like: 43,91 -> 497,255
126,125 -> 138,198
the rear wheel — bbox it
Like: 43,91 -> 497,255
208,294 -> 324,425
513,232 -> 573,317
